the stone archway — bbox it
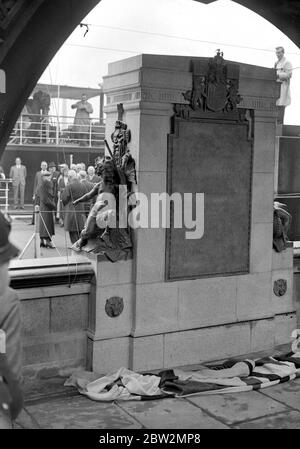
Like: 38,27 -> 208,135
0,0 -> 100,153
195,0 -> 300,50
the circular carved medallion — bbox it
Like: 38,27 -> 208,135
273,279 -> 287,297
105,296 -> 124,317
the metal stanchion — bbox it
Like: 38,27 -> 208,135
18,205 -> 41,259
34,205 -> 41,258
0,179 -> 11,215
89,123 -> 92,147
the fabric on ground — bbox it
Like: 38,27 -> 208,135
174,360 -> 254,381
64,367 -> 167,402
65,352 -> 300,401
163,352 -> 300,397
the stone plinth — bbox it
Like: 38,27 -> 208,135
87,54 -> 296,374
9,256 -> 94,379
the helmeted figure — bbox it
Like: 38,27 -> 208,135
111,120 -> 131,167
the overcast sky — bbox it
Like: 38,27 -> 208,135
40,0 -> 300,124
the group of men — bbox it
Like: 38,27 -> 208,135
32,160 -> 101,248
0,159 -> 103,426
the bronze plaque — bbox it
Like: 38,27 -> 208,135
166,116 -> 252,280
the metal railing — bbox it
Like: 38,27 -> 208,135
0,178 -> 11,214
8,114 -> 105,148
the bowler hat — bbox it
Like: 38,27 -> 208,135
0,212 -> 19,265
48,162 -> 56,168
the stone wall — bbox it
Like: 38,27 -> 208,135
9,256 -> 94,379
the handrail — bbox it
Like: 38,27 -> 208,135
9,113 -> 106,148
0,178 -> 12,214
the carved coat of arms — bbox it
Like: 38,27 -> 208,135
181,50 -> 241,116
206,50 -> 228,112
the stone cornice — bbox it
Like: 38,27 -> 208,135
9,256 -> 94,288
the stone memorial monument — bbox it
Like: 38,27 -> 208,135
86,52 -> 296,373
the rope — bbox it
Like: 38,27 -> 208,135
44,67 -> 88,287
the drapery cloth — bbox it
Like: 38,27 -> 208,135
65,367 -> 163,401
65,352 -> 300,401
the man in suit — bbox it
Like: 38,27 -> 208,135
79,170 -> 94,216
61,170 -> 88,244
30,161 -> 48,225
274,46 -> 293,124
48,162 -> 60,222
9,158 -> 27,209
38,171 -> 56,248
33,161 -> 48,202
87,165 -> 101,184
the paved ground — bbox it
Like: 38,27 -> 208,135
8,207 -> 73,259
14,346 -> 300,429
6,208 -> 300,429
15,376 -> 300,430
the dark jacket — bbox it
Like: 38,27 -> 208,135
88,174 -> 101,184
61,179 -> 87,232
33,171 -> 43,196
50,170 -> 60,203
57,175 -> 68,193
0,288 -> 23,420
81,179 -> 95,212
81,179 -> 94,194
38,178 -> 56,238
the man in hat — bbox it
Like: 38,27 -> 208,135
38,171 -> 56,248
0,212 -> 23,427
31,161 -> 48,225
33,161 -> 48,202
61,170 -> 88,244
48,162 -> 60,221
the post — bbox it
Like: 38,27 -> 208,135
45,116 -> 50,144
20,115 -> 23,145
34,205 -> 41,258
4,179 -> 9,214
99,92 -> 104,125
56,115 -> 59,145
57,84 -> 60,117
55,85 -> 61,146
89,122 -> 92,147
